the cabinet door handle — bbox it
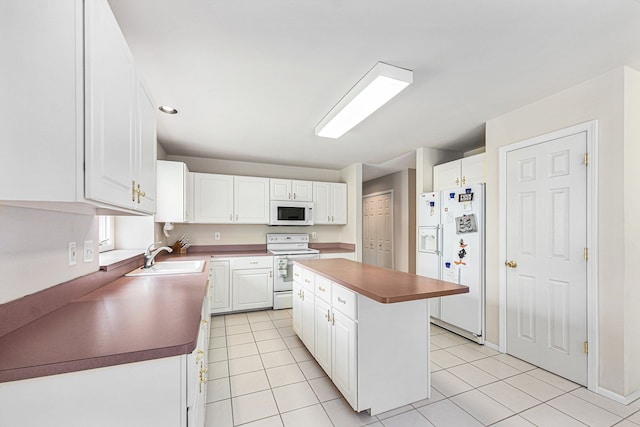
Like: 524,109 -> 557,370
131,180 -> 136,202
293,193 -> 296,199
288,192 -> 291,199
229,213 -> 233,221
196,348 -> 205,363
236,214 -> 239,221
327,216 -> 330,222
455,177 -> 460,186
331,312 -> 335,325
337,297 -> 346,304
269,270 -> 272,278
331,216 -> 334,222
462,176 -> 466,185
319,286 -> 326,292
327,309 -> 331,322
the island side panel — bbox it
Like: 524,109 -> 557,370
357,296 -> 430,415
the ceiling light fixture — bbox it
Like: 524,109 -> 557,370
159,106 -> 178,114
315,62 -> 413,139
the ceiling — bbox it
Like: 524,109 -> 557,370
108,0 -> 640,172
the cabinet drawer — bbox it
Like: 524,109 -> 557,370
332,284 -> 357,320
315,276 -> 332,303
293,264 -> 303,283
231,256 -> 272,269
302,269 -> 315,294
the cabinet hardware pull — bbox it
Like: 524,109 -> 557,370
462,176 -> 466,185
331,312 -> 335,326
327,309 -> 331,322
327,216 -> 330,222
236,214 -> 239,221
131,180 -> 136,202
301,290 -> 304,301
338,297 -> 346,304
293,193 -> 296,199
455,177 -> 460,186
201,319 -> 208,326
288,193 -> 291,199
331,216 -> 334,222
319,286 -> 325,292
269,270 -> 272,278
196,349 -> 205,363
136,184 -> 145,203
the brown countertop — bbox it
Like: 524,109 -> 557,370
0,259 -> 210,383
184,243 -> 355,258
295,258 -> 468,304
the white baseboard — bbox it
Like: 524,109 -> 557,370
597,386 -> 640,405
483,341 -> 501,352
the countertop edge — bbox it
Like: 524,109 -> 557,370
295,259 -> 469,304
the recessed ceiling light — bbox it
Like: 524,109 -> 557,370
159,106 -> 178,114
315,62 -> 413,139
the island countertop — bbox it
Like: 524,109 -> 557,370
294,258 -> 468,304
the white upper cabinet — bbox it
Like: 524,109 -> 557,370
193,174 -> 269,224
270,179 -> 313,202
433,153 -> 485,191
234,176 -> 270,224
193,173 -> 234,223
156,161 -> 192,223
313,182 -> 348,225
0,0 -> 156,214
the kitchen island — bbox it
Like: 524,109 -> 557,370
292,258 -> 468,415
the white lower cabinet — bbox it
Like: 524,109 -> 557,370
210,260 -> 231,314
294,265 -> 429,416
293,275 -> 315,354
210,257 -> 274,314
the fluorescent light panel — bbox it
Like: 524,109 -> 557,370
315,62 -> 413,139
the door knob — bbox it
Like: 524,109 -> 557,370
505,260 -> 518,268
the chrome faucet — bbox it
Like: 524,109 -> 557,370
144,242 -> 173,268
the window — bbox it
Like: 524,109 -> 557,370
98,215 -> 115,252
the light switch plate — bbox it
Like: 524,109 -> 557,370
84,240 -> 94,262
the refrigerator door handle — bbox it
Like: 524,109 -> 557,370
436,225 -> 443,255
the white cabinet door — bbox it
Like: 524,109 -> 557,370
433,153 -> 485,191
313,182 -> 331,224
156,161 -> 189,223
234,176 -> 270,224
460,153 -> 485,186
292,180 -> 313,202
84,0 -> 136,210
330,183 -> 348,224
134,79 -> 157,214
332,310 -> 358,409
292,281 -> 303,337
302,289 -> 315,355
232,268 -> 273,311
314,298 -> 332,375
194,173 -> 234,223
433,161 -> 461,191
270,179 -> 292,201
210,260 -> 231,313
313,182 -> 347,224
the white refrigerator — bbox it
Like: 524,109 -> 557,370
417,184 -> 485,343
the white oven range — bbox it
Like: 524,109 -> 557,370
267,233 -> 319,309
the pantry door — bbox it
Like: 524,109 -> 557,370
362,192 -> 393,269
505,130 -> 588,385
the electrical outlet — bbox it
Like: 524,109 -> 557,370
84,240 -> 94,262
68,242 -> 77,266
311,232 -> 317,239
214,232 -> 221,241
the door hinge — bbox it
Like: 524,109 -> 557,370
584,247 -> 589,261
584,341 -> 588,354
584,152 -> 590,166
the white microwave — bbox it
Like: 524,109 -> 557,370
270,201 -> 314,226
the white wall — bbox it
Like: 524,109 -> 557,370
485,66 -> 639,400
338,163 -> 363,261
0,206 -> 98,304
415,148 -> 462,194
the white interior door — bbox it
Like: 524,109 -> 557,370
362,198 -> 376,265
362,193 -> 393,269
506,131 -> 588,385
376,194 -> 393,269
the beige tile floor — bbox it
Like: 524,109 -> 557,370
205,310 -> 640,427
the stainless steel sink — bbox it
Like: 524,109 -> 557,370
125,260 -> 205,277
